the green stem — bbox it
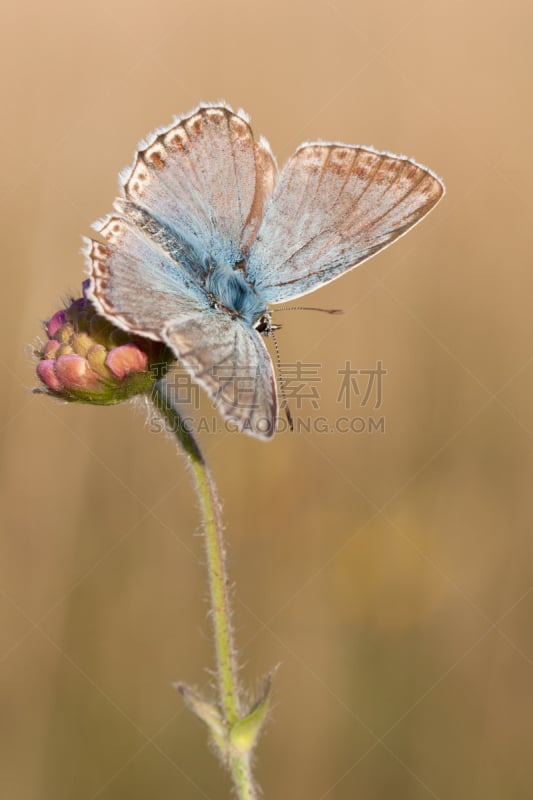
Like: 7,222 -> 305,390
152,378 -> 257,800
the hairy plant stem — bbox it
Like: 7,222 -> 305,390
152,378 -> 257,800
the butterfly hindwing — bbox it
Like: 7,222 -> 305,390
247,144 -> 444,303
163,313 -> 277,439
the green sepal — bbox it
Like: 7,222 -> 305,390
229,668 -> 277,755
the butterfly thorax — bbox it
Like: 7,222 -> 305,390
204,264 -> 266,328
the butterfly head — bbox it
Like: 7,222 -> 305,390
253,312 -> 281,335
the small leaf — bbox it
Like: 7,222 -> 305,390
229,667 -> 277,755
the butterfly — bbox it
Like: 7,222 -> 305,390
85,102 -> 444,439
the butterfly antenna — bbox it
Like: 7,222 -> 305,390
272,305 -> 343,315
269,323 -> 293,432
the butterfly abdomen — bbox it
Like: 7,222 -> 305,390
205,265 -> 265,327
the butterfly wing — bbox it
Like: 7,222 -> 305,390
85,102 -> 279,438
85,214 -> 208,338
120,102 -> 277,274
86,101 -> 279,335
164,313 -> 277,439
247,144 -> 444,304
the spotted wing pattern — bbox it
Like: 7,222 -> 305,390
121,103 -> 277,273
247,144 -> 444,303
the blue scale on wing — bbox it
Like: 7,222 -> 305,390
85,213 -> 209,339
115,199 -> 206,280
113,200 -> 267,327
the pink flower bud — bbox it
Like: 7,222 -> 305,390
36,360 -> 63,393
35,282 -> 173,404
106,344 -> 149,379
54,354 -> 100,390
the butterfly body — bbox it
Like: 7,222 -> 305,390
204,263 -> 266,327
85,102 -> 444,439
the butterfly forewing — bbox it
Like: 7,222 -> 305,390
247,144 -> 444,304
122,104 -> 277,271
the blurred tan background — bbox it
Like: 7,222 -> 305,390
2,0 -> 533,797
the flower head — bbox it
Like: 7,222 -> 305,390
35,280 -> 173,404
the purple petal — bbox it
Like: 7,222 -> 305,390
46,310 -> 67,339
